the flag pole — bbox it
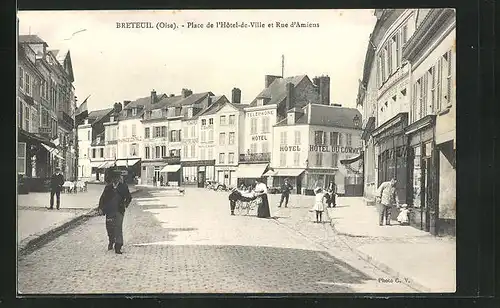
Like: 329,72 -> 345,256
74,96 -> 78,181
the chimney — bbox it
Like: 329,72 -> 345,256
265,75 -> 281,88
287,107 -> 303,125
285,82 -> 294,111
207,95 -> 213,107
151,90 -> 157,104
231,88 -> 241,104
123,100 -> 131,107
181,88 -> 192,98
312,77 -> 320,87
319,75 -> 330,105
113,102 -> 122,113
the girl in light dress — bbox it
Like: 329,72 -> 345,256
312,187 -> 327,223
397,204 -> 410,225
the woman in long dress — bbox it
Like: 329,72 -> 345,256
254,179 -> 271,218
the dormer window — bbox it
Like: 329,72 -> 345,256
353,115 -> 361,128
110,116 -> 114,122
132,108 -> 137,116
201,119 -> 207,126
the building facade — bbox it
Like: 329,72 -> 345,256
271,104 -> 363,195
403,8 -> 456,235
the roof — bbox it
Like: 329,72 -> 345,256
49,49 -> 69,65
19,35 -> 48,46
145,95 -> 183,111
251,75 -> 308,106
275,104 -> 362,129
118,93 -> 166,120
171,92 -> 213,107
87,108 -> 113,124
90,132 -> 105,146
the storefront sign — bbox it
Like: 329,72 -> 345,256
309,145 -> 361,154
117,136 -> 143,143
280,145 -> 301,152
251,135 -> 268,141
246,110 -> 275,117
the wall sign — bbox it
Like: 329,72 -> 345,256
246,110 -> 275,117
309,145 -> 361,154
251,135 -> 268,141
280,145 -> 301,152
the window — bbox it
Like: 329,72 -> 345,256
88,130 -> 91,141
251,118 -> 257,134
228,132 -> 235,145
132,144 -> 139,156
280,131 -> 288,145
314,131 -> 326,145
436,58 -> 443,111
201,131 -> 206,142
92,148 -> 96,158
18,142 -> 26,175
100,148 -> 104,158
395,33 -> 401,68
209,118 -> 214,125
161,146 -> 166,158
208,148 -> 214,158
402,24 -> 408,44
132,108 -> 137,116
261,117 -> 270,133
145,127 -> 150,139
421,73 -> 428,118
19,67 -> 24,90
332,153 -> 338,168
24,73 -> 31,95
250,143 -> 257,154
346,133 -> 352,147
387,40 -> 393,75
280,153 -> 286,167
145,146 -> 150,159
338,133 -> 343,146
155,146 -> 161,158
219,133 -> 225,145
190,126 -> 196,138
154,127 -> 161,138
201,119 -> 207,126
228,152 -> 235,164
261,142 -> 269,154
229,115 -> 236,125
445,50 -> 453,108
190,144 -> 195,157
121,144 -> 127,157
208,130 -> 214,142
293,153 -> 300,166
24,105 -> 29,131
131,124 -> 136,137
200,148 -> 206,160
330,132 -> 339,145
220,115 -> 227,126
183,145 -> 188,158
377,56 -> 382,87
183,127 -> 188,139
161,126 -> 167,137
294,131 -> 301,145
315,153 -> 323,166
41,108 -> 49,127
219,153 -> 225,164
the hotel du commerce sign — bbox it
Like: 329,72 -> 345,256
309,145 -> 362,154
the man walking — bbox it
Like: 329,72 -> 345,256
376,178 -> 399,226
47,167 -> 64,210
98,171 -> 132,254
278,178 -> 294,208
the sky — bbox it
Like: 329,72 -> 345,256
18,10 -> 377,112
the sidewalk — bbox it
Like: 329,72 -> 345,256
328,197 -> 456,293
17,184 -> 140,254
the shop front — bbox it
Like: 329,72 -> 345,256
340,151 -> 364,197
405,115 -> 439,235
302,168 -> 337,196
372,113 -> 409,220
181,160 -> 215,187
113,158 -> 141,184
234,163 -> 269,188
264,168 -> 305,194
215,166 -> 237,188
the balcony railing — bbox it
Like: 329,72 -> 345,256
239,152 -> 271,163
58,111 -> 74,130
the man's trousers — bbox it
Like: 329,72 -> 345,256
105,212 -> 124,245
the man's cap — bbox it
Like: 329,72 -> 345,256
55,167 -> 61,171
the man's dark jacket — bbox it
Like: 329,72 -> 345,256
98,183 -> 132,216
281,182 -> 293,195
50,173 -> 65,191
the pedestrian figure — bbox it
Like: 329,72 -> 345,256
159,175 -> 164,186
397,204 -> 410,225
326,181 -> 337,208
98,171 -> 132,254
47,167 -> 64,210
278,178 -> 293,208
312,187 -> 326,223
228,188 -> 257,216
376,178 -> 399,226
153,175 -> 157,187
254,179 -> 271,218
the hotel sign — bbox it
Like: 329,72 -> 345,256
246,110 -> 275,117
251,135 -> 268,141
280,145 -> 301,152
309,145 -> 361,154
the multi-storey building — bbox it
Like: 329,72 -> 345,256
402,8 -> 456,235
270,103 -> 363,195
237,74 -> 330,187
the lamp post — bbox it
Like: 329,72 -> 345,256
73,96 -> 78,181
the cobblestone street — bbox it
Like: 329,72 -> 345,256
18,188 -> 414,294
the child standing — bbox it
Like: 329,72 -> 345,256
397,204 -> 410,225
313,187 -> 326,223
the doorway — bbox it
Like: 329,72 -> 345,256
421,157 -> 431,232
198,171 -> 206,188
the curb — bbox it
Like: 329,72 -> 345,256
18,188 -> 142,257
327,209 -> 431,293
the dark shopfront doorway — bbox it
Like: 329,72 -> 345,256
378,146 -> 408,220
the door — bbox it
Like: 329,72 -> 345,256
198,171 -> 206,188
154,167 -> 161,184
421,157 -> 431,232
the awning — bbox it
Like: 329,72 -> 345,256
97,161 -> 112,169
235,163 -> 268,179
115,159 -> 140,167
160,164 -> 181,173
41,143 -> 58,153
270,169 -> 305,177
340,151 -> 364,165
361,117 -> 375,141
19,129 -> 57,148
